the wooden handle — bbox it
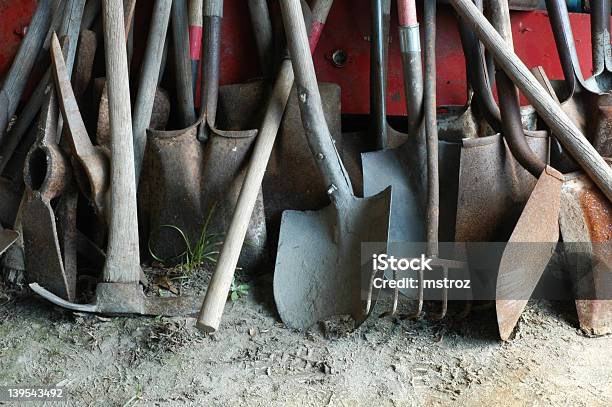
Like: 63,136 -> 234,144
132,0 -> 172,183
197,0 -> 334,333
101,0 -> 141,283
424,0 -> 438,256
450,0 -> 612,202
172,0 -> 197,127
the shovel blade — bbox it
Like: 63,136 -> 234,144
496,166 -> 563,340
560,167 -> 612,336
274,189 -> 391,330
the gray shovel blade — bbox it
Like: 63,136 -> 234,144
362,147 -> 425,243
0,229 -> 18,256
274,189 -> 392,330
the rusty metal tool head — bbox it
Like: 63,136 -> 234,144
560,162 -> 612,337
361,0 -> 426,268
51,33 -> 110,220
489,0 -> 563,341
22,83 -> 77,302
272,0 -> 391,330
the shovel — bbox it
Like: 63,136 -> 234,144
144,0 -> 264,268
362,0 -> 425,248
247,0 -> 275,79
262,0 -> 341,248
270,0 -> 391,331
449,0 -> 612,203
485,0 -> 563,340
196,0 -> 335,333
560,162 -> 612,336
31,0 -> 200,317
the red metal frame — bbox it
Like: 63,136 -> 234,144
0,1 -> 597,115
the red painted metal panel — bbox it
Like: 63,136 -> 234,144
0,1 -> 598,115
0,0 -> 37,79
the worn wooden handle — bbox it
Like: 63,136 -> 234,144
197,0 -> 334,333
101,0 -> 141,283
450,0 -> 612,202
132,0 -> 172,183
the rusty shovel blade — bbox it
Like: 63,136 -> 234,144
496,166 -> 564,340
560,165 -> 612,336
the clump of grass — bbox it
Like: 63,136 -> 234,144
148,206 -> 222,273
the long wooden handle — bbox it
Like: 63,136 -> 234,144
197,0 -> 334,333
449,0 -> 612,202
424,0 -> 438,257
101,0 -> 141,283
132,0 -> 172,183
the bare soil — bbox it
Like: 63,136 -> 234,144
0,268 -> 611,406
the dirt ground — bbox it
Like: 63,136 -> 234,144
0,267 -> 611,407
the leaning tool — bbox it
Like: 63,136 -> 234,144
271,0 -> 391,331
261,0 -> 341,246
196,0 -> 335,333
488,0 -> 563,340
31,0 -> 200,317
144,0 -> 264,269
560,162 -> 612,336
52,34 -> 109,220
449,0 -> 612,203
